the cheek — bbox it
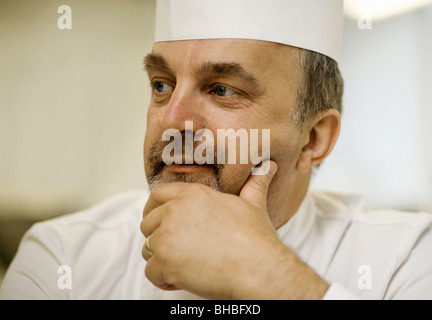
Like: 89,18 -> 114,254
270,128 -> 303,171
219,163 -> 252,195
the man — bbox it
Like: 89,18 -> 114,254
1,0 -> 432,300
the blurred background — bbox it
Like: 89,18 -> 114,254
0,0 -> 431,284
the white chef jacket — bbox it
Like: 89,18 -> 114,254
1,188 -> 432,300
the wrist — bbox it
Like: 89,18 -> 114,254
238,241 -> 329,300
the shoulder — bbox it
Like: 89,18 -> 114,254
310,189 -> 432,299
0,189 -> 150,299
310,189 -> 432,229
310,189 -> 432,258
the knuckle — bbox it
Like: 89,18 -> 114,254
150,182 -> 168,201
252,177 -> 270,192
163,200 -> 180,219
164,270 -> 179,287
186,182 -> 208,196
151,182 -> 166,193
248,181 -> 264,196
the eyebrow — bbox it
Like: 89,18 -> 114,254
143,52 -> 172,74
196,61 -> 262,92
143,52 -> 263,93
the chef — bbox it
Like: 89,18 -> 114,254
2,0 -> 432,300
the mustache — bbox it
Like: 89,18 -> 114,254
147,134 -> 224,176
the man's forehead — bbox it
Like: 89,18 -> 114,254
147,39 -> 299,73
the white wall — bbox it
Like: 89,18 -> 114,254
0,0 -> 155,219
311,5 -> 432,213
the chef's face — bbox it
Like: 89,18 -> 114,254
143,39 -> 303,195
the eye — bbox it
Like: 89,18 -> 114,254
211,85 -> 237,97
153,81 -> 174,93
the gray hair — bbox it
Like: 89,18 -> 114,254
294,50 -> 344,128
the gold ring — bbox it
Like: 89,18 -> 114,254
145,236 -> 154,257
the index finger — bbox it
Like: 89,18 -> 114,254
143,182 -> 189,218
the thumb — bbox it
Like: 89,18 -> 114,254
239,160 -> 278,210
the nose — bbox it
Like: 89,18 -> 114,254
160,82 -> 207,132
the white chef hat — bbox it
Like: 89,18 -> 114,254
154,0 -> 344,63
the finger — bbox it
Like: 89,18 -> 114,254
145,255 -> 179,291
239,160 -> 278,210
140,204 -> 165,238
142,192 -> 159,219
142,231 -> 180,291
143,182 -> 188,218
142,182 -> 192,236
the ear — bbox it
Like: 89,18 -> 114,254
296,109 -> 341,173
